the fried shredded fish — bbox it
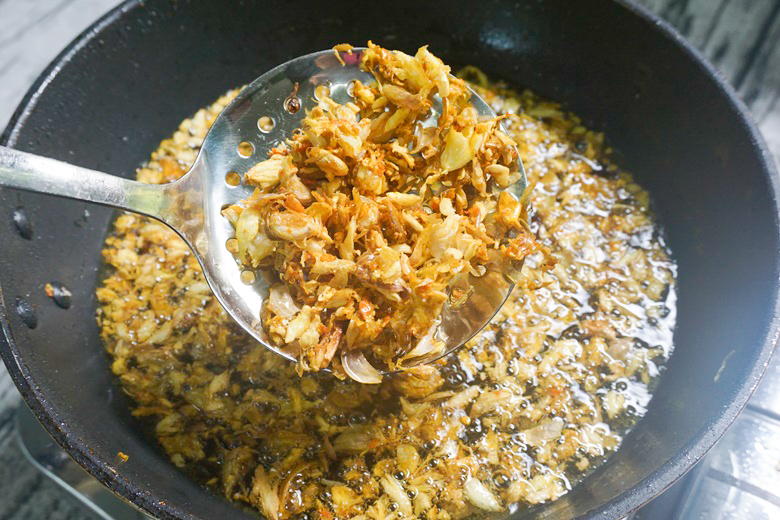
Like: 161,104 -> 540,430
222,42 -> 551,381
97,58 -> 677,520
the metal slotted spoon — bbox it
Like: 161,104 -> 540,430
0,48 -> 527,374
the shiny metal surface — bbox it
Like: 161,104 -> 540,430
671,408 -> 780,519
0,48 -> 526,373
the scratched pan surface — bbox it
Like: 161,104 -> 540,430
1,1 -> 779,518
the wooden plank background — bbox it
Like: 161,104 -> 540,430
0,0 -> 778,518
638,0 -> 780,161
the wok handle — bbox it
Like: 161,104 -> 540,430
0,146 -> 166,218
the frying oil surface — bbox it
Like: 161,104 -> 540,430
96,72 -> 676,519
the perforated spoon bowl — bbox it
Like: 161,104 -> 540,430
0,48 -> 527,374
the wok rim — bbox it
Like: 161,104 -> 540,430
1,0 -> 779,518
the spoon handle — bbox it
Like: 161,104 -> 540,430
0,146 -> 166,218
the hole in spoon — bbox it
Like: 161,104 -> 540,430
225,238 -> 239,254
257,116 -> 274,133
347,79 -> 360,98
240,270 -> 256,285
285,98 -> 301,114
225,171 -> 241,186
284,82 -> 301,114
314,84 -> 330,101
237,141 -> 254,158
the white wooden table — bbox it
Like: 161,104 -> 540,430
0,1 -> 778,518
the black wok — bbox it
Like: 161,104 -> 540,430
1,0 -> 779,518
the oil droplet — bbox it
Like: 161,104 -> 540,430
12,208 -> 33,239
44,282 -> 72,309
348,411 -> 367,426
75,208 -> 90,227
15,297 -> 37,329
